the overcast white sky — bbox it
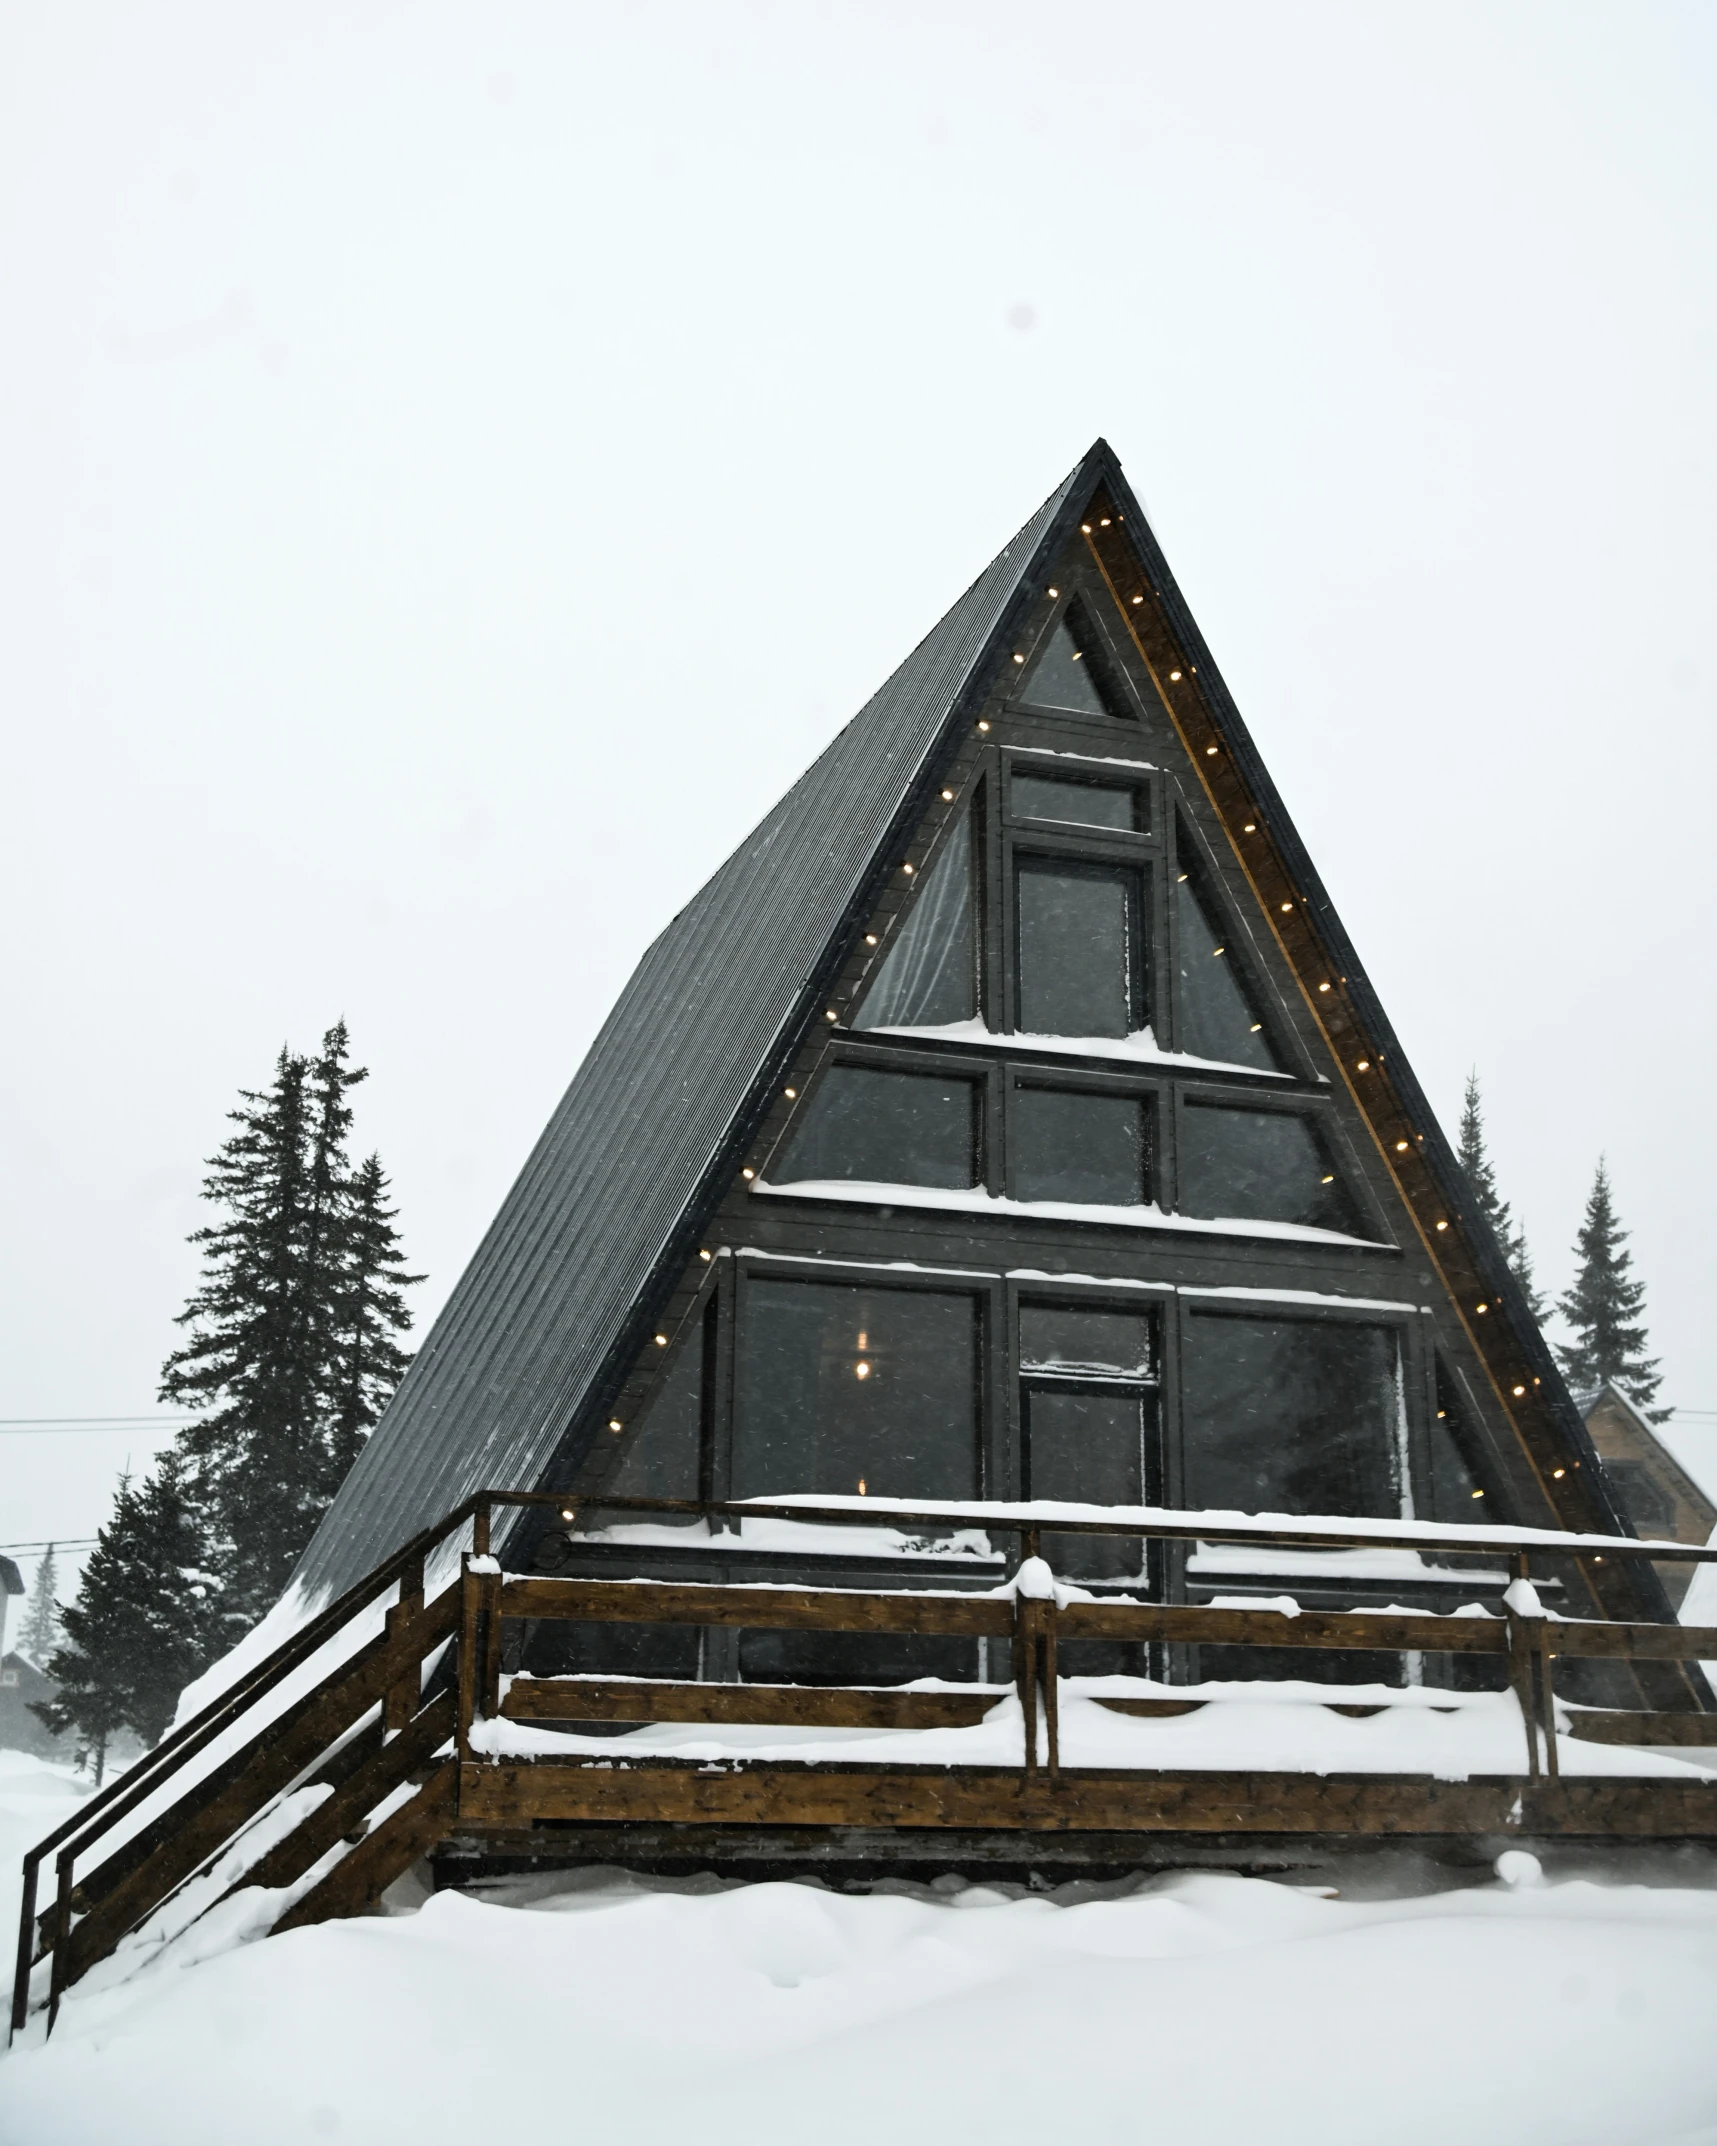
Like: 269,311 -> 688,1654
5,2 -> 1716,1579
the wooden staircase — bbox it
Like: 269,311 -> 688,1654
15,1491 -> 1717,2040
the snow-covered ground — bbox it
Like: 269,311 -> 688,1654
5,1745 -> 1717,2146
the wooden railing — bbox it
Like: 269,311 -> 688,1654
15,1488 -> 1717,2039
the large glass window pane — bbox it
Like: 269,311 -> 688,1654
1175,868 -> 1278,1070
1178,1105 -> 1359,1233
734,1278 -> 980,1501
1025,1385 -> 1152,1581
1017,860 -> 1140,1039
1012,1087 -> 1146,1206
1019,602 -> 1120,719
1019,1303 -> 1155,1377
1180,1315 -> 1401,1519
773,1065 -> 977,1190
1012,772 -> 1140,832
854,813 -> 974,1030
601,1315 -> 704,1513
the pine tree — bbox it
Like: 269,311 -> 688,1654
1457,1073 -> 1546,1320
33,1458 -> 222,1777
1556,1157 -> 1666,1419
326,1154 -> 421,1483
160,1023 -> 419,1627
17,1544 -> 62,1669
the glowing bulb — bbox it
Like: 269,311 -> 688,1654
784,1086 -> 797,1098
1176,872 -> 1188,883
826,1010 -> 839,1021
1250,1023 -> 1263,1032
902,864 -> 914,875
977,720 -> 990,732
1435,1221 -> 1448,1231
654,1333 -> 668,1346
742,1168 -> 755,1180
858,1477 -> 868,1492
1512,1385 -> 1526,1397
699,1249 -> 712,1261
1471,1489 -> 1485,1500
608,1419 -> 623,1432
941,789 -> 954,801
1131,594 -> 1143,605
561,1507 -> 576,1520
1013,653 -> 1026,664
1318,982 -> 1331,993
1476,1302 -> 1488,1314
1280,901 -> 1293,913
865,933 -> 878,945
1204,743 -> 1216,755
1212,946 -> 1226,957
1100,517 -> 1111,526
1394,1140 -> 1409,1152
1080,523 -> 1092,534
1552,1467 -> 1566,1479
854,1362 -> 871,1380
1320,1174 -> 1334,1184
1243,822 -> 1256,833
1356,1060 -> 1370,1072
1048,587 -> 1059,597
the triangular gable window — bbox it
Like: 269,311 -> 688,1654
853,811 -> 975,1030
1175,859 -> 1279,1071
1019,600 -> 1122,719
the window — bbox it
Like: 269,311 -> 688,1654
1605,1461 -> 1673,1534
854,812 -> 974,1030
1016,859 -> 1145,1039
774,1064 -> 978,1190
733,1277 -> 980,1501
1178,1104 -> 1358,1233
1175,865 -> 1278,1071
1021,1302 -> 1157,1589
1180,1313 -> 1402,1520
1425,1368 -> 1503,1527
1019,601 -> 1124,719
601,1310 -> 706,1512
1012,770 -> 1143,833
1012,1086 -> 1147,1206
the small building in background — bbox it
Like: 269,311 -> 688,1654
1583,1383 -> 1717,1610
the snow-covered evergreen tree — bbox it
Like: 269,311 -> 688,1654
33,1459 -> 222,1776
1555,1157 -> 1666,1419
160,1023 -> 420,1626
17,1543 -> 62,1669
1457,1073 -> 1546,1320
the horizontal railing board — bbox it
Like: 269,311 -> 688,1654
501,1679 -> 1005,1730
498,1577 -> 1015,1636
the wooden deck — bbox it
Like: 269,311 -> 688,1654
15,1489 -> 1717,2039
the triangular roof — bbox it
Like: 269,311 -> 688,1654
293,441 -> 1640,1607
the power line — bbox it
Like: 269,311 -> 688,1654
0,1417 -> 195,1434
0,1539 -> 101,1553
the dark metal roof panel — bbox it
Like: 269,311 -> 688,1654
291,454 -> 1094,1600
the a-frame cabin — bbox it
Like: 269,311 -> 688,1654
22,448 -> 1717,2035
295,439 -> 1669,1663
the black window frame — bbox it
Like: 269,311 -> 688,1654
1167,1081 -> 1389,1245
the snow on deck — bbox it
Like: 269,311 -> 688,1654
473,1679 -> 1717,1781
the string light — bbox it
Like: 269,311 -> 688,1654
1318,982 -> 1331,993
560,1506 -> 577,1521
1356,1060 -> 1370,1071
858,1477 -> 868,1493
941,789 -> 955,801
1131,594 -> 1143,605
1476,1302 -> 1488,1314
699,1249 -> 712,1261
1048,587 -> 1059,597
1204,744 -> 1216,755
1099,517 -> 1111,526
1212,945 -> 1226,957
608,1419 -> 623,1432
1279,901 -> 1293,913
1471,1489 -> 1485,1500
654,1333 -> 668,1346
1013,654 -> 1026,664
1320,1174 -> 1335,1184
784,1086 -> 797,1099
1435,1221 -> 1448,1231
1243,822 -> 1256,833
1176,872 -> 1188,883
1552,1467 -> 1566,1479
742,1167 -> 756,1180
1512,1384 -> 1526,1397
1250,1022 -> 1263,1032
826,1009 -> 839,1021
1081,523 -> 1092,534
1394,1140 -> 1409,1152
902,863 -> 915,875
854,1363 -> 871,1381
977,720 -> 990,732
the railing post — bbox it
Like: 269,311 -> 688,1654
44,1852 -> 75,2036
457,1555 -> 480,1761
382,1553 -> 426,1737
10,1854 -> 41,2041
1042,1589 -> 1060,1784
1506,1553 -> 1555,1783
